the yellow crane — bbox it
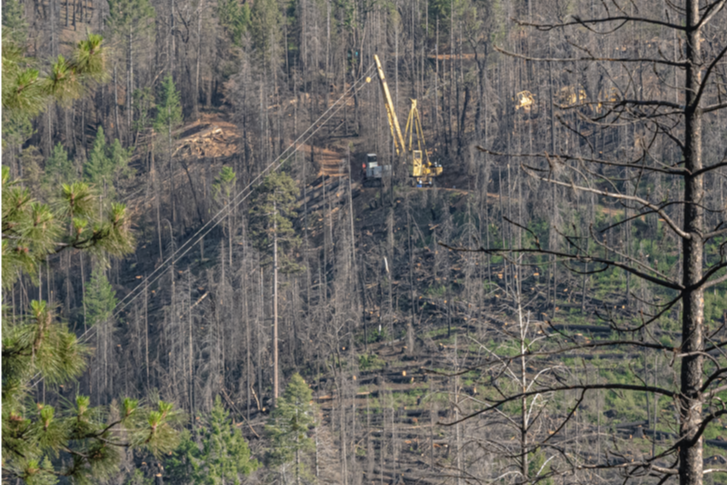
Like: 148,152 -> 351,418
373,54 -> 442,186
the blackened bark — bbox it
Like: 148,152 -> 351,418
679,2 -> 705,483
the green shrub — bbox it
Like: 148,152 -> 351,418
359,353 -> 386,371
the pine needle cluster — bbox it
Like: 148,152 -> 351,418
1,27 -> 181,483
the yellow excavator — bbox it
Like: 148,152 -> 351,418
369,54 -> 443,186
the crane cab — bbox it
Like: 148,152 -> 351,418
410,150 -> 442,186
411,150 -> 422,176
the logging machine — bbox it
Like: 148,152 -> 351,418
362,54 -> 443,187
361,153 -> 389,186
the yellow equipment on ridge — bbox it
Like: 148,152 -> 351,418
374,54 -> 442,186
515,91 -> 535,112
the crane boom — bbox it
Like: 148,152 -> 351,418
374,55 -> 406,156
404,99 -> 433,175
372,54 -> 442,185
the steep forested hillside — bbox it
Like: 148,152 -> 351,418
3,0 -> 727,484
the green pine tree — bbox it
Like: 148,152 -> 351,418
249,171 -> 301,401
162,430 -> 198,484
213,166 -> 237,203
124,468 -> 154,485
213,166 -> 238,258
217,0 -> 251,47
154,75 -> 183,193
106,0 -> 155,141
83,127 -> 133,199
154,75 -> 183,138
108,138 -> 134,190
197,396 -> 259,484
84,266 -> 117,327
43,143 -> 76,188
265,374 -> 316,485
248,171 -> 301,273
84,126 -> 112,188
106,0 -> 155,45
427,0 -> 467,33
132,86 -> 155,138
165,397 -> 259,485
249,0 -> 282,65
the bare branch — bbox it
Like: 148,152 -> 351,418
476,147 -> 687,175
693,43 -> 727,108
430,339 -> 677,379
612,98 -> 684,111
704,102 -> 727,113
493,45 -> 689,68
696,0 -> 727,30
700,365 -> 727,393
705,382 -> 727,399
684,409 -> 727,447
514,16 -> 685,32
704,271 -> 727,290
588,225 -> 675,282
441,241 -> 684,290
439,383 -> 676,426
522,166 -> 691,240
537,390 -> 586,448
692,160 -> 727,178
